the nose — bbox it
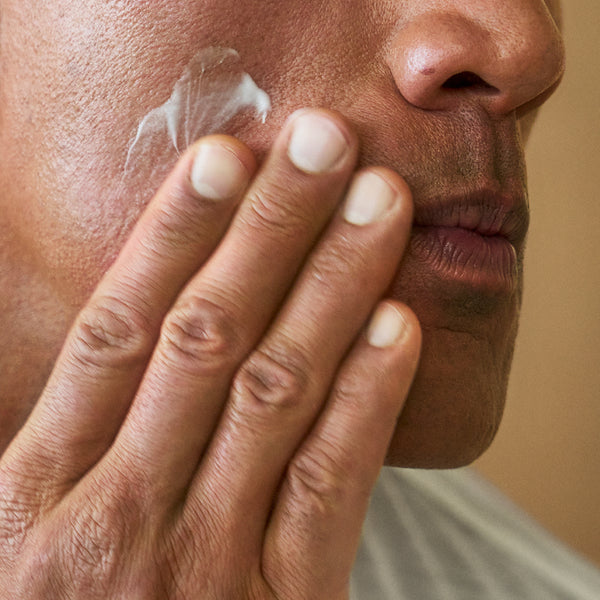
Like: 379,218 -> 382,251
388,0 -> 565,115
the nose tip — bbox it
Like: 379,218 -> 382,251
389,7 -> 565,115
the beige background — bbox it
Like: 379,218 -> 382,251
475,0 -> 600,566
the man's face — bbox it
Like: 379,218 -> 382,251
0,0 -> 564,466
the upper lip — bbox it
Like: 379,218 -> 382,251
412,183 -> 530,249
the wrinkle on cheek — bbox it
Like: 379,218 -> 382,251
123,47 -> 271,178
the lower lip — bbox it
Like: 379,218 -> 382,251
409,226 -> 519,294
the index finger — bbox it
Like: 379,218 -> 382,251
4,137 -> 256,489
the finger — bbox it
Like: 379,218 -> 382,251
264,302 -> 421,599
102,109 -> 359,501
191,169 -> 412,526
5,138 -> 255,489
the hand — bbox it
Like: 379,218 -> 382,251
0,109 -> 421,599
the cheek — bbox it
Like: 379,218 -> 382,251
1,0 -> 381,302
0,4 -> 264,299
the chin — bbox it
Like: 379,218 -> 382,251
383,320 -> 514,469
384,398 -> 504,469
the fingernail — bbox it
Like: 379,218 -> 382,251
344,171 -> 396,226
191,143 -> 249,200
287,113 -> 348,174
367,303 -> 407,348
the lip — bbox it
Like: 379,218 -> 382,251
408,186 -> 529,294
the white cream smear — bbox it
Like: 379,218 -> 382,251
124,47 -> 271,174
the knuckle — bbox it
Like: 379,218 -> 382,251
0,468 -> 161,598
71,294 -> 155,371
0,455 -> 62,553
232,344 -> 312,416
5,492 -> 131,598
0,472 -> 34,559
338,362 -> 393,403
329,382 -> 363,422
285,446 -> 348,517
10,528 -> 65,598
243,182 -> 313,239
146,192 -> 221,252
308,234 -> 369,289
155,506 -> 249,600
160,295 -> 241,376
155,520 -> 206,598
58,479 -> 142,593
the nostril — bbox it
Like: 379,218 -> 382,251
443,71 -> 499,93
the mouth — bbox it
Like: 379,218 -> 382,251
408,186 -> 529,295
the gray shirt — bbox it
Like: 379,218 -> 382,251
351,468 -> 600,599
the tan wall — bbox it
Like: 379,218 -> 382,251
476,0 -> 600,566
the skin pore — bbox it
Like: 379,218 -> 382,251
0,0 -> 564,467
